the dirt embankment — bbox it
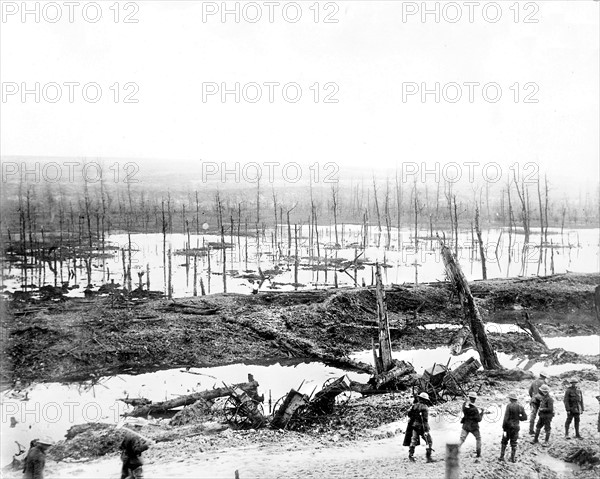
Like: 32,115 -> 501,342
2,273 -> 599,385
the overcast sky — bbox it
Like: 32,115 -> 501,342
1,1 -> 598,188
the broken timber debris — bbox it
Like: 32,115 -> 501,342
517,312 -> 548,349
124,376 -> 260,417
439,239 -> 502,370
270,389 -> 309,429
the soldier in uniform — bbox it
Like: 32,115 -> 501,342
23,436 -> 54,479
528,370 -> 548,434
499,391 -> 527,463
532,384 -> 554,447
404,392 -> 434,463
459,391 -> 483,458
564,377 -> 584,439
120,418 -> 153,479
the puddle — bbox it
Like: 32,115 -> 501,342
536,452 -> 582,474
3,226 -> 599,297
0,360 -> 369,468
544,335 -> 600,356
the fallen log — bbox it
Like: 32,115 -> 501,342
374,360 -> 416,389
124,379 -> 259,417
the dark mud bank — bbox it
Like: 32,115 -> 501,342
2,273 -> 599,385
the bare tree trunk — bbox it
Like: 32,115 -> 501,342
440,241 -> 501,369
475,207 -> 487,280
374,263 -> 393,374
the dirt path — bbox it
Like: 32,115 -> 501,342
7,415 -> 594,479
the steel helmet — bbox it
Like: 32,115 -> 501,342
508,391 -> 518,400
468,391 -> 478,399
539,384 -> 550,392
569,377 -> 579,384
37,435 -> 55,446
418,392 -> 430,401
539,370 -> 549,378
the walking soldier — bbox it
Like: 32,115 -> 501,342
532,384 -> 554,447
459,391 -> 484,458
499,391 -> 527,463
564,377 -> 584,439
528,370 -> 548,434
404,392 -> 434,463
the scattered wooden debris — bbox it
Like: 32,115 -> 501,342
125,376 -> 259,417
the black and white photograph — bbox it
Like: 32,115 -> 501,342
1,1 -> 599,478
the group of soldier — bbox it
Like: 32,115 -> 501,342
18,370 -> 591,477
404,371 -> 587,464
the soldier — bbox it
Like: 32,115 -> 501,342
532,384 -> 554,447
499,391 -> 527,463
564,377 -> 584,439
404,392 -> 434,463
23,436 -> 54,479
459,391 -> 483,458
120,418 -> 153,479
528,370 -> 548,434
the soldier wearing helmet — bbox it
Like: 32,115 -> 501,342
459,391 -> 484,458
499,391 -> 528,463
528,370 -> 548,435
563,377 -> 584,439
404,392 -> 433,463
23,435 -> 54,479
532,384 -> 554,447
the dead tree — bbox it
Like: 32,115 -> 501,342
474,207 -> 487,280
373,263 -> 393,374
440,240 -> 502,370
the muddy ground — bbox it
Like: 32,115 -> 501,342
2,273 -> 599,478
3,373 -> 600,478
2,273 -> 599,386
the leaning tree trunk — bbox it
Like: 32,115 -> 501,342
440,240 -> 502,370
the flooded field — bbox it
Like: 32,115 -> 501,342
3,225 -> 598,297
